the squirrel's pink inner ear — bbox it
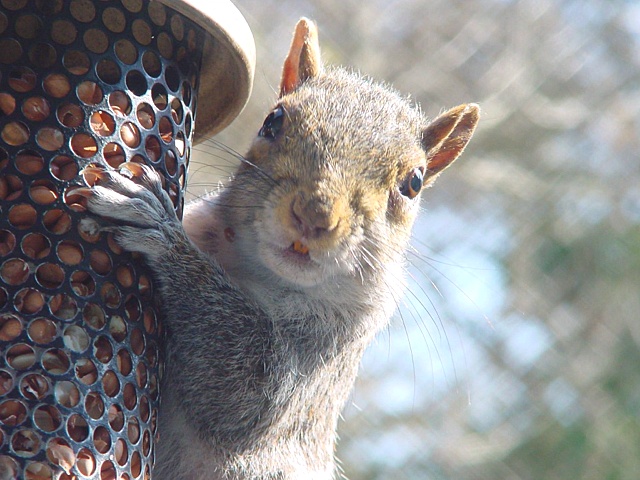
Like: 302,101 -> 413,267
280,18 -> 324,97
421,103 -> 480,182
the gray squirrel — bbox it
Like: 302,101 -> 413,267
85,18 -> 479,480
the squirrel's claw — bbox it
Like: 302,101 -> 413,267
83,163 -> 183,261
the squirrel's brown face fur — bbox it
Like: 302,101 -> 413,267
232,37 -> 478,290
242,69 -> 429,287
191,18 -> 478,295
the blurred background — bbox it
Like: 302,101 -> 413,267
190,1 -> 640,479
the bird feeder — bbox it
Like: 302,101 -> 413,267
0,1 -> 254,478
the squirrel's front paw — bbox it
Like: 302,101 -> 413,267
83,163 -> 182,261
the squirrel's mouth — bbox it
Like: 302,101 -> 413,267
290,240 -> 310,255
284,240 -> 311,262
259,237 -> 329,287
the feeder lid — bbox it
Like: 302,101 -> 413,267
158,0 -> 255,142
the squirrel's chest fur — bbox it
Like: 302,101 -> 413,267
155,287 -> 388,480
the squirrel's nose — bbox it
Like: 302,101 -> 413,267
291,192 -> 341,240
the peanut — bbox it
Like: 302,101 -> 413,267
7,344 -> 36,370
9,204 -> 36,229
36,127 -> 64,151
46,439 -> 75,474
76,359 -> 98,385
102,371 -> 120,397
0,258 -> 29,286
85,392 -> 105,419
62,325 -> 89,352
0,314 -> 22,341
57,241 -> 83,265
15,288 -> 44,314
28,318 -> 57,344
109,404 -> 125,431
76,448 -> 96,476
15,152 -> 44,175
34,405 -> 61,432
109,90 -> 130,115
54,381 -> 80,408
57,103 -> 84,128
43,74 -> 71,98
93,426 -> 111,454
51,155 -> 78,180
0,93 -> 16,115
77,81 -> 102,105
121,122 -> 140,147
20,374 -> 49,401
90,110 -> 115,136
0,400 -> 27,426
90,250 -> 112,275
2,121 -> 29,146
117,348 -> 132,376
35,263 -> 64,289
23,96 -> 50,121
42,348 -> 70,374
43,209 -> 72,235
115,438 -> 128,465
137,103 -> 155,128
70,132 -> 97,158
30,185 -> 58,205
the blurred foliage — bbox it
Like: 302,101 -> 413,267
190,0 -> 640,478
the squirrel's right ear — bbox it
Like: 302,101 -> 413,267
280,18 -> 324,97
421,103 -> 480,184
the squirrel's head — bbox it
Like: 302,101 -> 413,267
232,19 -> 479,294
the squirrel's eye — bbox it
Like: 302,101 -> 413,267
259,106 -> 285,139
401,167 -> 424,199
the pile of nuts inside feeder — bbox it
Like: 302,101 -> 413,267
0,0 -> 203,478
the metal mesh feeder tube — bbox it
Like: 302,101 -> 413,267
0,1 -> 254,478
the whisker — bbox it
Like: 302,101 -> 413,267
410,238 -> 495,272
365,238 -> 447,337
350,245 -> 365,285
359,244 -> 418,404
360,236 -> 453,386
358,245 -> 378,273
412,253 -> 492,328
198,138 -> 278,187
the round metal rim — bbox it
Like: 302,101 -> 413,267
158,0 -> 256,141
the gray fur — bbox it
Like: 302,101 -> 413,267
86,19 -> 478,480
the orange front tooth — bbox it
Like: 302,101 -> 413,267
292,240 -> 309,255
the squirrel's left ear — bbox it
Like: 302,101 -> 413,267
421,103 -> 480,184
280,18 -> 324,97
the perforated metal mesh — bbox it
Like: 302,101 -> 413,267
0,1 -> 202,478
